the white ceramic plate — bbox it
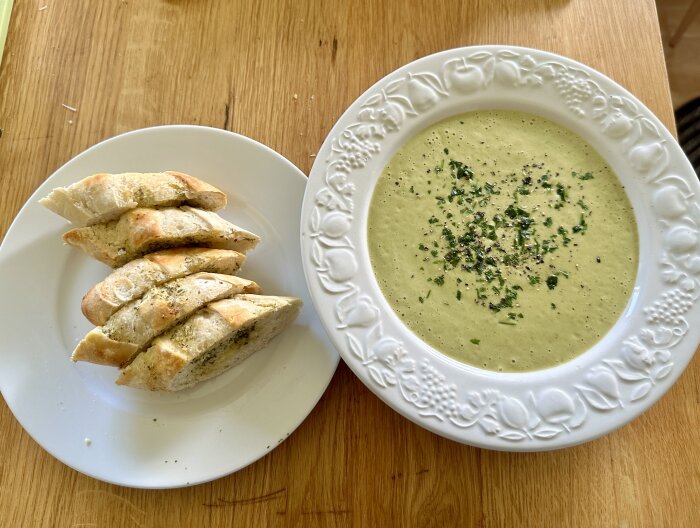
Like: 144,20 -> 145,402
301,45 -> 700,451
0,126 -> 338,488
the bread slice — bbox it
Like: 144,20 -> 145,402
82,248 -> 246,326
72,273 -> 261,367
63,206 -> 260,268
40,171 -> 227,226
117,294 -> 302,391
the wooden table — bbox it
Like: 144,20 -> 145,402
1,1 -> 697,526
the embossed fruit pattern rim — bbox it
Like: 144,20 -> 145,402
301,46 -> 700,450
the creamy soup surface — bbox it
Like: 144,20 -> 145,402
367,110 -> 639,372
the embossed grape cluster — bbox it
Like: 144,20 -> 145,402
336,133 -> 380,171
644,289 -> 693,326
553,71 -> 594,114
418,361 -> 458,417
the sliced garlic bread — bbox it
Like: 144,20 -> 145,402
40,171 -> 227,226
117,294 -> 302,391
82,248 -> 246,326
63,206 -> 260,268
72,273 -> 261,367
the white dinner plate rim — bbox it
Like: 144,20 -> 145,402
0,125 -> 339,487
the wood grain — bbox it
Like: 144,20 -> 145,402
0,1 -> 697,527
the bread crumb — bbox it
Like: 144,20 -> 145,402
84,438 -> 92,446
39,5 -> 48,11
62,103 -> 77,112
292,94 -> 298,100
68,119 -> 73,124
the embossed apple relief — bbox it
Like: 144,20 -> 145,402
319,212 -> 352,238
653,185 -> 689,218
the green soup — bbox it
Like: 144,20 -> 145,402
367,110 -> 638,372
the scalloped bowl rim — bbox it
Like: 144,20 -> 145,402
301,45 -> 700,451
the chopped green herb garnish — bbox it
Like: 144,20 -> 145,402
411,157 -> 596,315
449,159 -> 474,180
442,227 -> 456,247
488,286 -> 518,312
572,214 -> 588,234
448,186 -> 465,202
470,338 -> 480,345
555,183 -> 568,207
445,249 -> 460,267
557,226 -> 571,246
